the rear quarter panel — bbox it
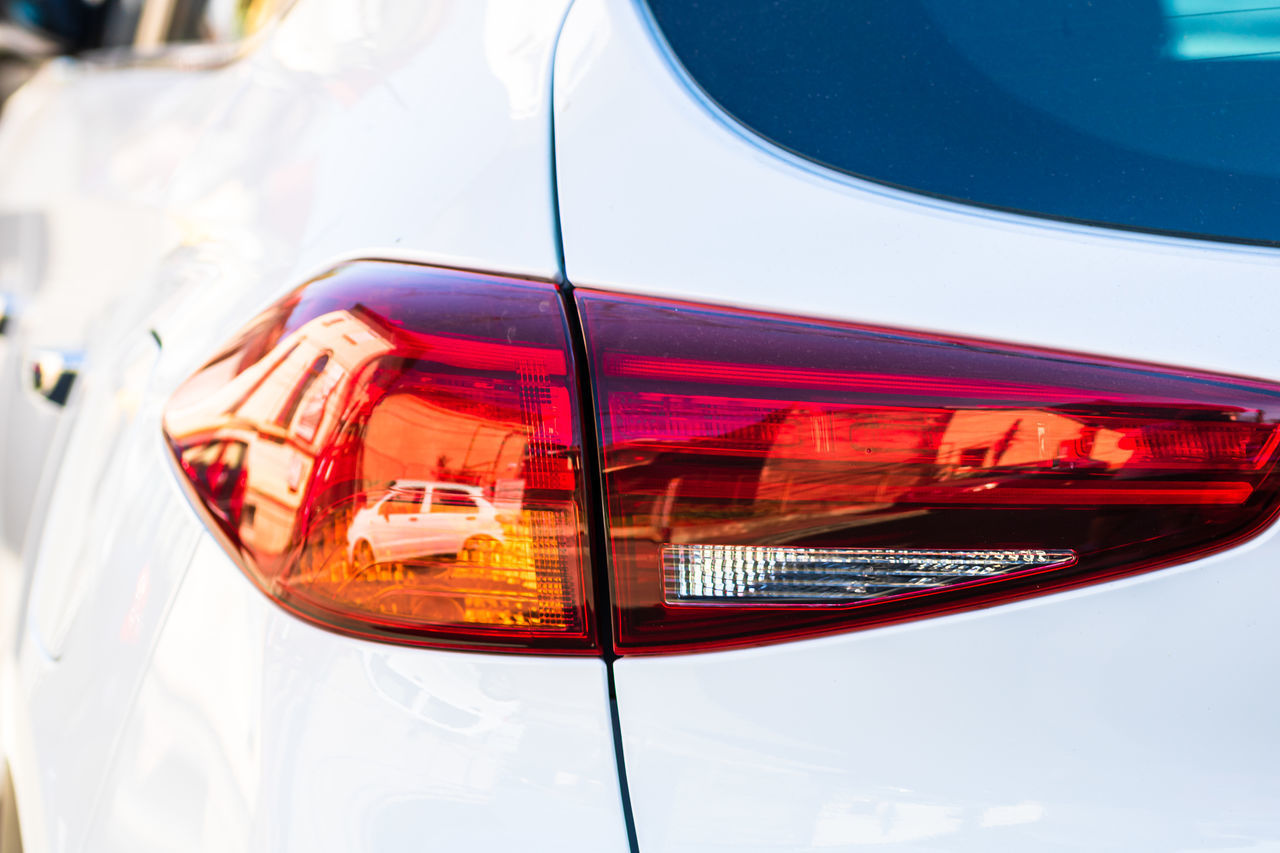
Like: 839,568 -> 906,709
553,1 -> 1280,849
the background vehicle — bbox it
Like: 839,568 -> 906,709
1,1 -> 1278,852
0,0 -> 293,636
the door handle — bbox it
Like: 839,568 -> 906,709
0,292 -> 15,336
28,347 -> 84,406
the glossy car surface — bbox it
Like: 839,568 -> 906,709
1,0 -> 1278,851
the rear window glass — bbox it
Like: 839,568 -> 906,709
646,0 -> 1280,245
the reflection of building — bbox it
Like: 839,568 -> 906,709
605,391 -> 1223,546
168,306 -> 550,563
165,300 -> 582,633
361,396 -> 528,511
167,308 -> 397,559
936,409 -> 1132,474
606,395 -> 950,543
1163,0 -> 1280,60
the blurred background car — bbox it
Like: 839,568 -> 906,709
0,0 -> 289,654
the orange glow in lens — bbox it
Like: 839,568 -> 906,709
163,262 -> 594,652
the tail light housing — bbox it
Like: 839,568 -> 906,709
163,262 -> 595,652
165,262 -> 1280,655
576,291 -> 1280,654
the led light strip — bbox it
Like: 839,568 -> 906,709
664,544 -> 1077,604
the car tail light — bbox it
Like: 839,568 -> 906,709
163,262 -> 595,652
576,291 -> 1280,654
164,262 -> 1280,656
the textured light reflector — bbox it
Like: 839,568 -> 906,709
665,545 -> 1077,604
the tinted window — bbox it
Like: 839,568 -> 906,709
431,489 -> 478,513
646,0 -> 1280,245
384,489 -> 424,514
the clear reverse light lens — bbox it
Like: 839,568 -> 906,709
665,544 -> 1076,603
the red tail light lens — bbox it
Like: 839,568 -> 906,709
577,291 -> 1280,654
163,262 -> 594,653
164,264 -> 1280,656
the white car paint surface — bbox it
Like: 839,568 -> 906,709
553,1 -> 1280,850
0,2 -> 630,853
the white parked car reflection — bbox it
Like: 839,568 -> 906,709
347,480 -> 505,570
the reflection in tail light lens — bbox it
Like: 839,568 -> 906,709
577,291 -> 1280,654
163,262 -> 594,652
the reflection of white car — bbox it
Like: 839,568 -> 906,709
347,481 -> 504,568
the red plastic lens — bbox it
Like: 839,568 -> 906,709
577,291 -> 1280,654
163,262 -> 595,652
163,264 -> 1280,656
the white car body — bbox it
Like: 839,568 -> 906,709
0,1 -> 1275,852
1,3 -> 627,853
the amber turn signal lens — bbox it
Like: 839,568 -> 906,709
163,262 -> 595,652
